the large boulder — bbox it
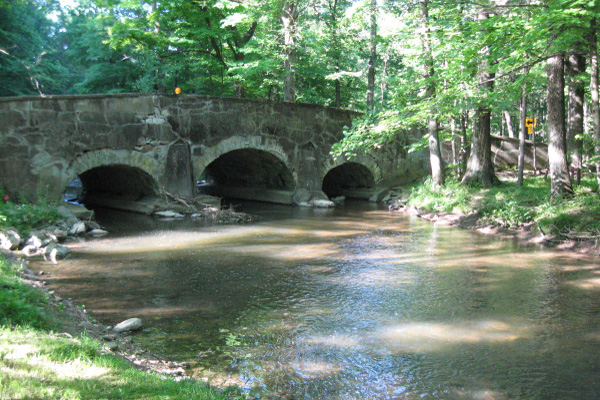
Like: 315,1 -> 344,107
0,228 -> 21,250
57,204 -> 95,222
113,318 -> 143,333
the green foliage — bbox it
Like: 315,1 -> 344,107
0,189 -> 61,236
408,174 -> 600,235
0,0 -> 66,96
0,257 -> 49,329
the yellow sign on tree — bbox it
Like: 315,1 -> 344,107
525,118 -> 537,135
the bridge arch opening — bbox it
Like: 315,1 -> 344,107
198,149 -> 296,204
322,162 -> 375,199
65,164 -> 158,207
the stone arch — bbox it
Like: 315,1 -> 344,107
321,155 -> 381,198
192,136 -> 298,189
63,149 -> 162,201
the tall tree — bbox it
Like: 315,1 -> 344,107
590,17 -> 600,189
282,0 -> 298,102
547,51 -> 573,197
566,52 -> 585,185
462,10 -> 496,187
517,73 -> 528,187
366,0 -> 376,110
0,0 -> 65,96
419,0 -> 443,186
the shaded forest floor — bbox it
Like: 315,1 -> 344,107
399,170 -> 600,257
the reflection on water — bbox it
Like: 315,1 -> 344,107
32,202 -> 600,399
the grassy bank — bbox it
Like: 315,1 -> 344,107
0,256 -> 232,400
406,172 -> 600,239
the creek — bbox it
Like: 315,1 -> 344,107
32,201 -> 600,399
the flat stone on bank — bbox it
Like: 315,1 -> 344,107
113,318 -> 143,333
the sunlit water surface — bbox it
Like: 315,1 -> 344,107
32,202 -> 600,399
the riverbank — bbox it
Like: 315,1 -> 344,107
395,171 -> 600,257
0,252 -> 239,400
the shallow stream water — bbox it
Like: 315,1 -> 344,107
32,202 -> 600,399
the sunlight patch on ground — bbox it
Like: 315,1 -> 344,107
2,343 -> 40,360
30,356 -> 109,380
372,320 -> 531,353
1,341 -> 109,385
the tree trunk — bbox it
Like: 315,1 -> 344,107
590,18 -> 600,188
460,111 -> 469,178
462,10 -> 496,187
282,1 -> 297,102
518,78 -> 527,186
329,0 -> 342,108
567,53 -> 585,185
366,0 -> 377,111
419,0 -> 444,186
503,110 -> 515,138
547,52 -> 573,197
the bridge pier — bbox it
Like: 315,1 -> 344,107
164,141 -> 194,198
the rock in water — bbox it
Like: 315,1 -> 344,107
310,199 -> 335,208
44,243 -> 72,264
154,210 -> 185,219
113,318 -> 143,333
88,229 -> 109,237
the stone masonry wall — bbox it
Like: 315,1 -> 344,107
0,94 -> 429,202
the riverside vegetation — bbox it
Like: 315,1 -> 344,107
403,171 -> 600,253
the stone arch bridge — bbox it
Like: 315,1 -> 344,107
0,94 -> 428,206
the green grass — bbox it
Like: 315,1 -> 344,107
0,257 -> 51,329
0,256 -> 234,400
406,173 -> 600,237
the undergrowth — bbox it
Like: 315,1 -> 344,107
407,173 -> 600,237
0,188 -> 62,236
